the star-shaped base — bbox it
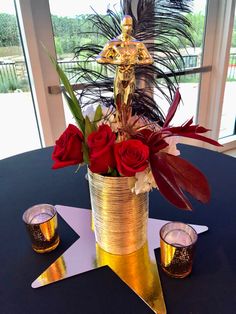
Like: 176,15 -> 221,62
32,206 -> 208,313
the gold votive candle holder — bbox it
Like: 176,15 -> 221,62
22,204 -> 60,253
160,222 -> 198,278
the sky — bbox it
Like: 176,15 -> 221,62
0,0 -> 207,16
49,0 -> 121,16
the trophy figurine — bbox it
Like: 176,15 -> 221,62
96,15 -> 153,133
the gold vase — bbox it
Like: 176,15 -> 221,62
88,169 -> 149,255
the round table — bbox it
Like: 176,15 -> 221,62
0,145 -> 235,313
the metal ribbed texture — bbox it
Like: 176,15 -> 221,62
88,170 -> 148,255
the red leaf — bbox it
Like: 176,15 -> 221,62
175,132 -> 222,146
148,133 -> 169,153
134,130 -> 169,153
163,89 -> 181,127
164,154 -> 211,203
163,119 -> 222,147
150,153 -> 192,210
164,118 -> 209,134
194,126 -> 210,133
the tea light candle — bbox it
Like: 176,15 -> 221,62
164,229 -> 193,247
159,222 -> 198,278
22,204 -> 60,253
30,212 -> 52,224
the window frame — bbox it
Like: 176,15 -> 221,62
198,0 -> 236,151
15,0 -> 66,147
16,0 -> 236,152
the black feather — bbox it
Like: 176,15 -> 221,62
70,0 -> 193,124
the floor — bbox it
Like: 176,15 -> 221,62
224,149 -> 236,157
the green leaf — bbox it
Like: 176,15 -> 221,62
85,116 -> 96,140
82,142 -> 90,164
47,53 -> 85,133
64,93 -> 85,132
107,167 -> 118,177
93,105 -> 103,124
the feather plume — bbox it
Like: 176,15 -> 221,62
72,0 -> 193,123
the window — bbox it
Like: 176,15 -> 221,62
157,0 -> 208,126
0,0 -> 42,159
219,6 -> 236,139
10,0 -> 236,156
49,0 -> 121,126
197,0 -> 236,151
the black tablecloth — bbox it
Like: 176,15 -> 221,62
0,145 -> 236,313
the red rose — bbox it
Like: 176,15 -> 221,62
114,139 -> 149,176
52,124 -> 84,169
87,124 -> 116,174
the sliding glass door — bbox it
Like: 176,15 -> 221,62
219,6 -> 236,139
49,0 -> 121,126
0,1 -> 42,159
4,0 -> 236,157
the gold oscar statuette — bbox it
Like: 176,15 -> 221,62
96,15 -> 153,134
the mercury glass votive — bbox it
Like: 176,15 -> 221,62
160,222 -> 198,278
23,204 -> 60,253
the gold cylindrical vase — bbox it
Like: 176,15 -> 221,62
88,169 -> 149,255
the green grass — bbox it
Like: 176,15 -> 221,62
0,77 -> 29,93
229,55 -> 236,66
0,46 -> 21,58
177,74 -> 200,84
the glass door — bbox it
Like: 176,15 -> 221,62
158,0 -> 208,126
49,0 -> 121,126
0,1 -> 42,159
219,6 -> 236,139
49,0 -> 208,127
